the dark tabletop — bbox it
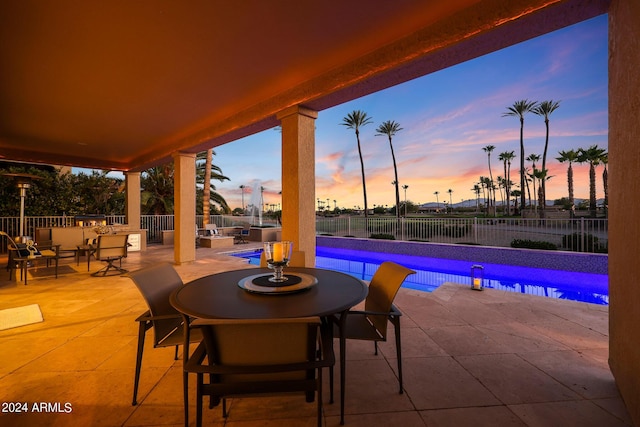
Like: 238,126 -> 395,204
170,267 -> 368,319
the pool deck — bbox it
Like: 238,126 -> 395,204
0,243 -> 631,426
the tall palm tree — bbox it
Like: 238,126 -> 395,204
141,164 -> 175,215
577,145 -> 607,218
196,150 -> 230,214
202,148 -> 213,224
498,150 -> 515,215
447,188 -> 453,211
433,191 -> 440,211
532,168 -> 551,211
342,110 -> 373,218
526,153 -> 541,211
482,145 -> 496,213
503,99 -> 537,217
472,184 -> 481,213
601,152 -> 609,217
533,100 -> 561,218
376,120 -> 403,219
556,149 -> 578,216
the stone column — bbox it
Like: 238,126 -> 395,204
277,105 -> 318,267
173,152 -> 197,264
608,1 -> 640,425
124,172 -> 141,229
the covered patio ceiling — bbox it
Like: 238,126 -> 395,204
0,0 -> 608,172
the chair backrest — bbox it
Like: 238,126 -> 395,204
260,250 -> 306,267
95,234 -> 129,260
365,261 -> 416,338
0,231 -> 38,257
193,317 -> 320,382
51,227 -> 85,250
129,263 -> 184,345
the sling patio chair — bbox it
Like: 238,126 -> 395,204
182,316 -> 334,427
90,233 -> 129,276
128,263 -> 202,406
331,261 -> 416,424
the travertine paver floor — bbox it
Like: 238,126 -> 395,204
0,244 -> 632,426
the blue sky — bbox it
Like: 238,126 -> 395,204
213,15 -> 608,211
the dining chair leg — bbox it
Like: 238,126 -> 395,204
183,371 -> 190,427
196,373 -> 203,427
393,316 -> 403,394
317,367 -> 323,427
321,318 -> 334,404
132,322 -> 147,405
337,311 -> 348,425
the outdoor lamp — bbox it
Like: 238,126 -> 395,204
471,264 -> 484,291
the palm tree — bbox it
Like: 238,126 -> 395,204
433,191 -> 440,212
342,110 -> 373,218
577,145 -> 607,218
482,145 -> 496,213
533,100 -> 561,218
601,152 -> 609,217
503,99 -> 537,217
141,164 -> 175,215
556,149 -> 578,217
532,168 -> 551,211
498,150 -> 515,215
196,150 -> 230,214
526,154 -> 541,211
471,184 -> 481,213
511,189 -> 522,214
447,188 -> 453,212
202,148 -> 213,224
376,120 -> 403,219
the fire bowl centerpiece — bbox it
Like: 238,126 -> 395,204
263,241 -> 293,282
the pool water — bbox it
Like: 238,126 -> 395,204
232,247 -> 609,305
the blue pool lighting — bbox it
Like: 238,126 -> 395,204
232,246 -> 609,305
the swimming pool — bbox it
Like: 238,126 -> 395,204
231,246 -> 609,305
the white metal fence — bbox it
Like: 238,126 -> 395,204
0,214 -> 607,253
315,216 -> 608,253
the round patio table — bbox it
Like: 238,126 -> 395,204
170,267 -> 367,320
170,266 -> 368,425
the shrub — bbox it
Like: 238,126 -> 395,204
562,233 -> 605,253
370,233 -> 395,240
510,239 -> 557,250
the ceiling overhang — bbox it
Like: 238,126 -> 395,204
0,0 -> 609,172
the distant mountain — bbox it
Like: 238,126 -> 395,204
419,197 -> 604,209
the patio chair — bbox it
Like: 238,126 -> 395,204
90,234 -> 129,276
259,250 -> 306,267
128,263 -> 201,406
182,316 -> 334,427
331,261 -> 415,424
232,224 -> 250,244
1,231 -> 61,285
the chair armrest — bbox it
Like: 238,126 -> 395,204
337,308 -> 401,317
135,311 -> 183,323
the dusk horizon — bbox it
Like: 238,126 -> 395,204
212,15 -> 607,213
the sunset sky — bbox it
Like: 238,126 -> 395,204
83,14 -> 607,212
212,15 -> 608,212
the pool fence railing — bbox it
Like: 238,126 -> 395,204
0,214 -> 607,254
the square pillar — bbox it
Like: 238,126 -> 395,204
608,0 -> 640,424
173,152 -> 197,264
277,106 -> 318,267
124,171 -> 141,229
